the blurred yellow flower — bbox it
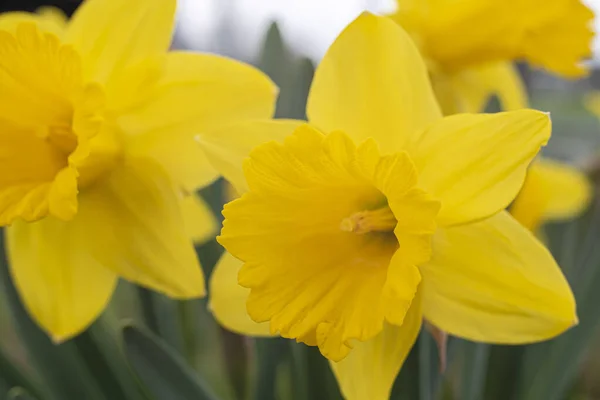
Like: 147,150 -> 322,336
511,159 -> 592,232
203,13 -> 576,400
0,0 -> 276,340
389,0 -> 594,114
585,91 -> 600,118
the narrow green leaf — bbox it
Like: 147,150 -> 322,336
391,343 -> 420,400
304,346 -> 343,400
252,338 -> 288,400
0,230 -> 105,400
281,57 -> 315,120
137,287 -> 184,354
258,22 -> 291,101
483,345 -> 523,400
218,328 -> 248,400
454,340 -> 490,400
7,387 -> 37,400
73,314 -> 147,400
418,330 -> 444,400
0,347 -> 43,399
289,342 -> 310,400
122,323 -> 219,400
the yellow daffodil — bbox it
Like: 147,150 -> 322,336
202,13 -> 576,400
389,0 -> 594,114
511,159 -> 592,232
0,0 -> 276,340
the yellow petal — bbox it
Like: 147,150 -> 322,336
71,157 -> 206,298
330,294 -> 423,400
36,7 -> 67,34
520,0 -> 594,78
421,211 -> 577,343
431,62 -> 528,114
408,110 -> 551,226
119,52 -> 278,191
208,251 -> 272,337
419,0 -> 593,78
198,120 -> 303,194
65,0 -> 176,82
307,12 -> 441,153
6,220 -> 118,341
510,159 -> 591,231
0,8 -> 66,36
180,194 -> 218,245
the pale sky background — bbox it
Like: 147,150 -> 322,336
177,0 -> 600,62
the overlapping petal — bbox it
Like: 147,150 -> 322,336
119,52 -> 278,191
419,0 -> 593,77
209,251 -> 272,337
431,62 -> 528,114
330,295 -> 423,400
421,211 -> 577,343
407,110 -> 551,226
198,120 -> 302,194
180,194 -> 218,245
307,12 -> 441,153
65,0 -> 176,82
510,159 -> 592,231
60,157 -> 206,299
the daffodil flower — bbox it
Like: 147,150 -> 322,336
388,0 -> 594,114
0,0 -> 276,341
201,13 -> 576,400
511,159 -> 592,233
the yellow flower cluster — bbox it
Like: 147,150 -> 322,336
0,0 -> 594,399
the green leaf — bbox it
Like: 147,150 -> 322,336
257,22 -> 315,121
7,387 -> 37,400
418,330 -> 444,400
288,342 -> 310,400
304,346 -> 343,400
122,323 -> 219,400
252,338 -> 288,400
0,230 -> 105,400
73,314 -> 147,400
218,328 -> 249,400
0,347 -> 43,399
454,340 -> 490,400
391,343 -> 420,400
137,287 -> 184,354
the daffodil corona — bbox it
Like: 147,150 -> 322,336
203,13 -> 577,400
389,0 -> 594,114
0,0 -> 276,340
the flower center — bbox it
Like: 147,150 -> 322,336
340,205 -> 397,234
41,123 -> 78,156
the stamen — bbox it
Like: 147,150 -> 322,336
340,206 -> 396,234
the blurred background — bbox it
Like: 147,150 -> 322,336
3,1 -> 600,400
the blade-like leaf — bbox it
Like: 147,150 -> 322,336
122,324 -> 219,400
0,347 -> 43,399
7,387 -> 37,400
252,338 -> 289,400
73,314 -> 147,400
